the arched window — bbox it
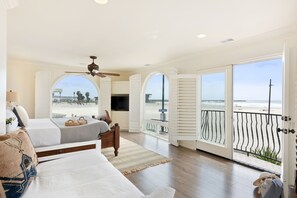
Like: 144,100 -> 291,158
51,75 -> 99,118
143,73 -> 169,139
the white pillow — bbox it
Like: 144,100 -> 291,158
15,105 -> 30,127
6,108 -> 19,132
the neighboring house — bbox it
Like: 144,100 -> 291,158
1,0 -> 297,196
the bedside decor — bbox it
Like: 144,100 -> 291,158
6,117 -> 15,125
6,108 -> 18,133
6,90 -> 19,108
6,117 -> 15,133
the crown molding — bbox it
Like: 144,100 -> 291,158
0,0 -> 18,10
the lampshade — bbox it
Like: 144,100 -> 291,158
6,90 -> 19,103
94,0 -> 108,4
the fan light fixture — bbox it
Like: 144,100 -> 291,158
94,0 -> 108,4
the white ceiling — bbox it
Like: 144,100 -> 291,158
7,0 -> 297,72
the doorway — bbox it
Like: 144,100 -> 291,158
142,73 -> 169,140
196,66 -> 233,159
233,58 -> 283,174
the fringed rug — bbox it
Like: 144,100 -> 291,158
102,138 -> 172,175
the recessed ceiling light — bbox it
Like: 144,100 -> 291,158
197,34 -> 207,38
94,0 -> 108,4
144,64 -> 151,67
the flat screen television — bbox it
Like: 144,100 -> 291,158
111,95 -> 129,111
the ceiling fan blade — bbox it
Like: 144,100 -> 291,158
65,71 -> 90,74
95,73 -> 106,78
99,72 -> 120,76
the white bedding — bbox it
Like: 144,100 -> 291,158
26,118 -> 109,148
24,150 -> 144,198
26,119 -> 61,147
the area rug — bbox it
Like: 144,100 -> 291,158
102,138 -> 172,175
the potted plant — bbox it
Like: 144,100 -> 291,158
6,117 -> 15,132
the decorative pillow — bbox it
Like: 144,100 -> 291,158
0,181 -> 6,198
14,106 -> 29,127
0,130 -> 38,198
6,109 -> 18,132
12,108 -> 24,127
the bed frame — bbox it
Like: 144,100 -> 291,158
36,124 -> 120,159
100,123 -> 120,156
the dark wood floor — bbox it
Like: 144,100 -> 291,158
120,131 -> 296,198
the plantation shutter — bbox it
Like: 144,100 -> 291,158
99,77 -> 111,115
174,74 -> 198,140
35,71 -> 51,118
129,74 -> 141,132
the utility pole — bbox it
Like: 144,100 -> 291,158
159,74 -> 167,132
267,79 -> 273,124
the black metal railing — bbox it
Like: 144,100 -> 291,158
201,110 -> 282,163
201,110 -> 226,145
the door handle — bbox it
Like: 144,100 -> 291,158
277,128 -> 288,134
289,129 -> 295,134
277,128 -> 295,134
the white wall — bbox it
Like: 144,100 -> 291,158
7,60 -> 130,118
0,0 -> 18,134
0,5 -> 7,134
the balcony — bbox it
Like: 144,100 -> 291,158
144,110 -> 282,173
201,110 -> 282,173
143,119 -> 169,140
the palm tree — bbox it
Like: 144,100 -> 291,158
85,92 -> 90,103
76,91 -> 83,104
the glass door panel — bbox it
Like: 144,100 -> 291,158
197,66 -> 233,159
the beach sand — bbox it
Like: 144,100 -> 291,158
52,103 -> 99,118
52,101 -> 281,119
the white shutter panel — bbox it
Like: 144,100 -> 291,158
99,77 -> 111,115
168,71 -> 178,145
129,74 -> 141,132
35,71 -> 51,118
175,74 -> 198,140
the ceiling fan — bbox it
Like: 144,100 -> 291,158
65,56 -> 120,78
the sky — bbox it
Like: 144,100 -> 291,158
202,58 -> 282,101
54,58 -> 282,102
53,76 -> 98,99
145,74 -> 169,100
233,58 -> 282,101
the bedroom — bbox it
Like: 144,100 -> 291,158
1,0 -> 297,197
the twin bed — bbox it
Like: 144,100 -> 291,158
0,131 -> 175,198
